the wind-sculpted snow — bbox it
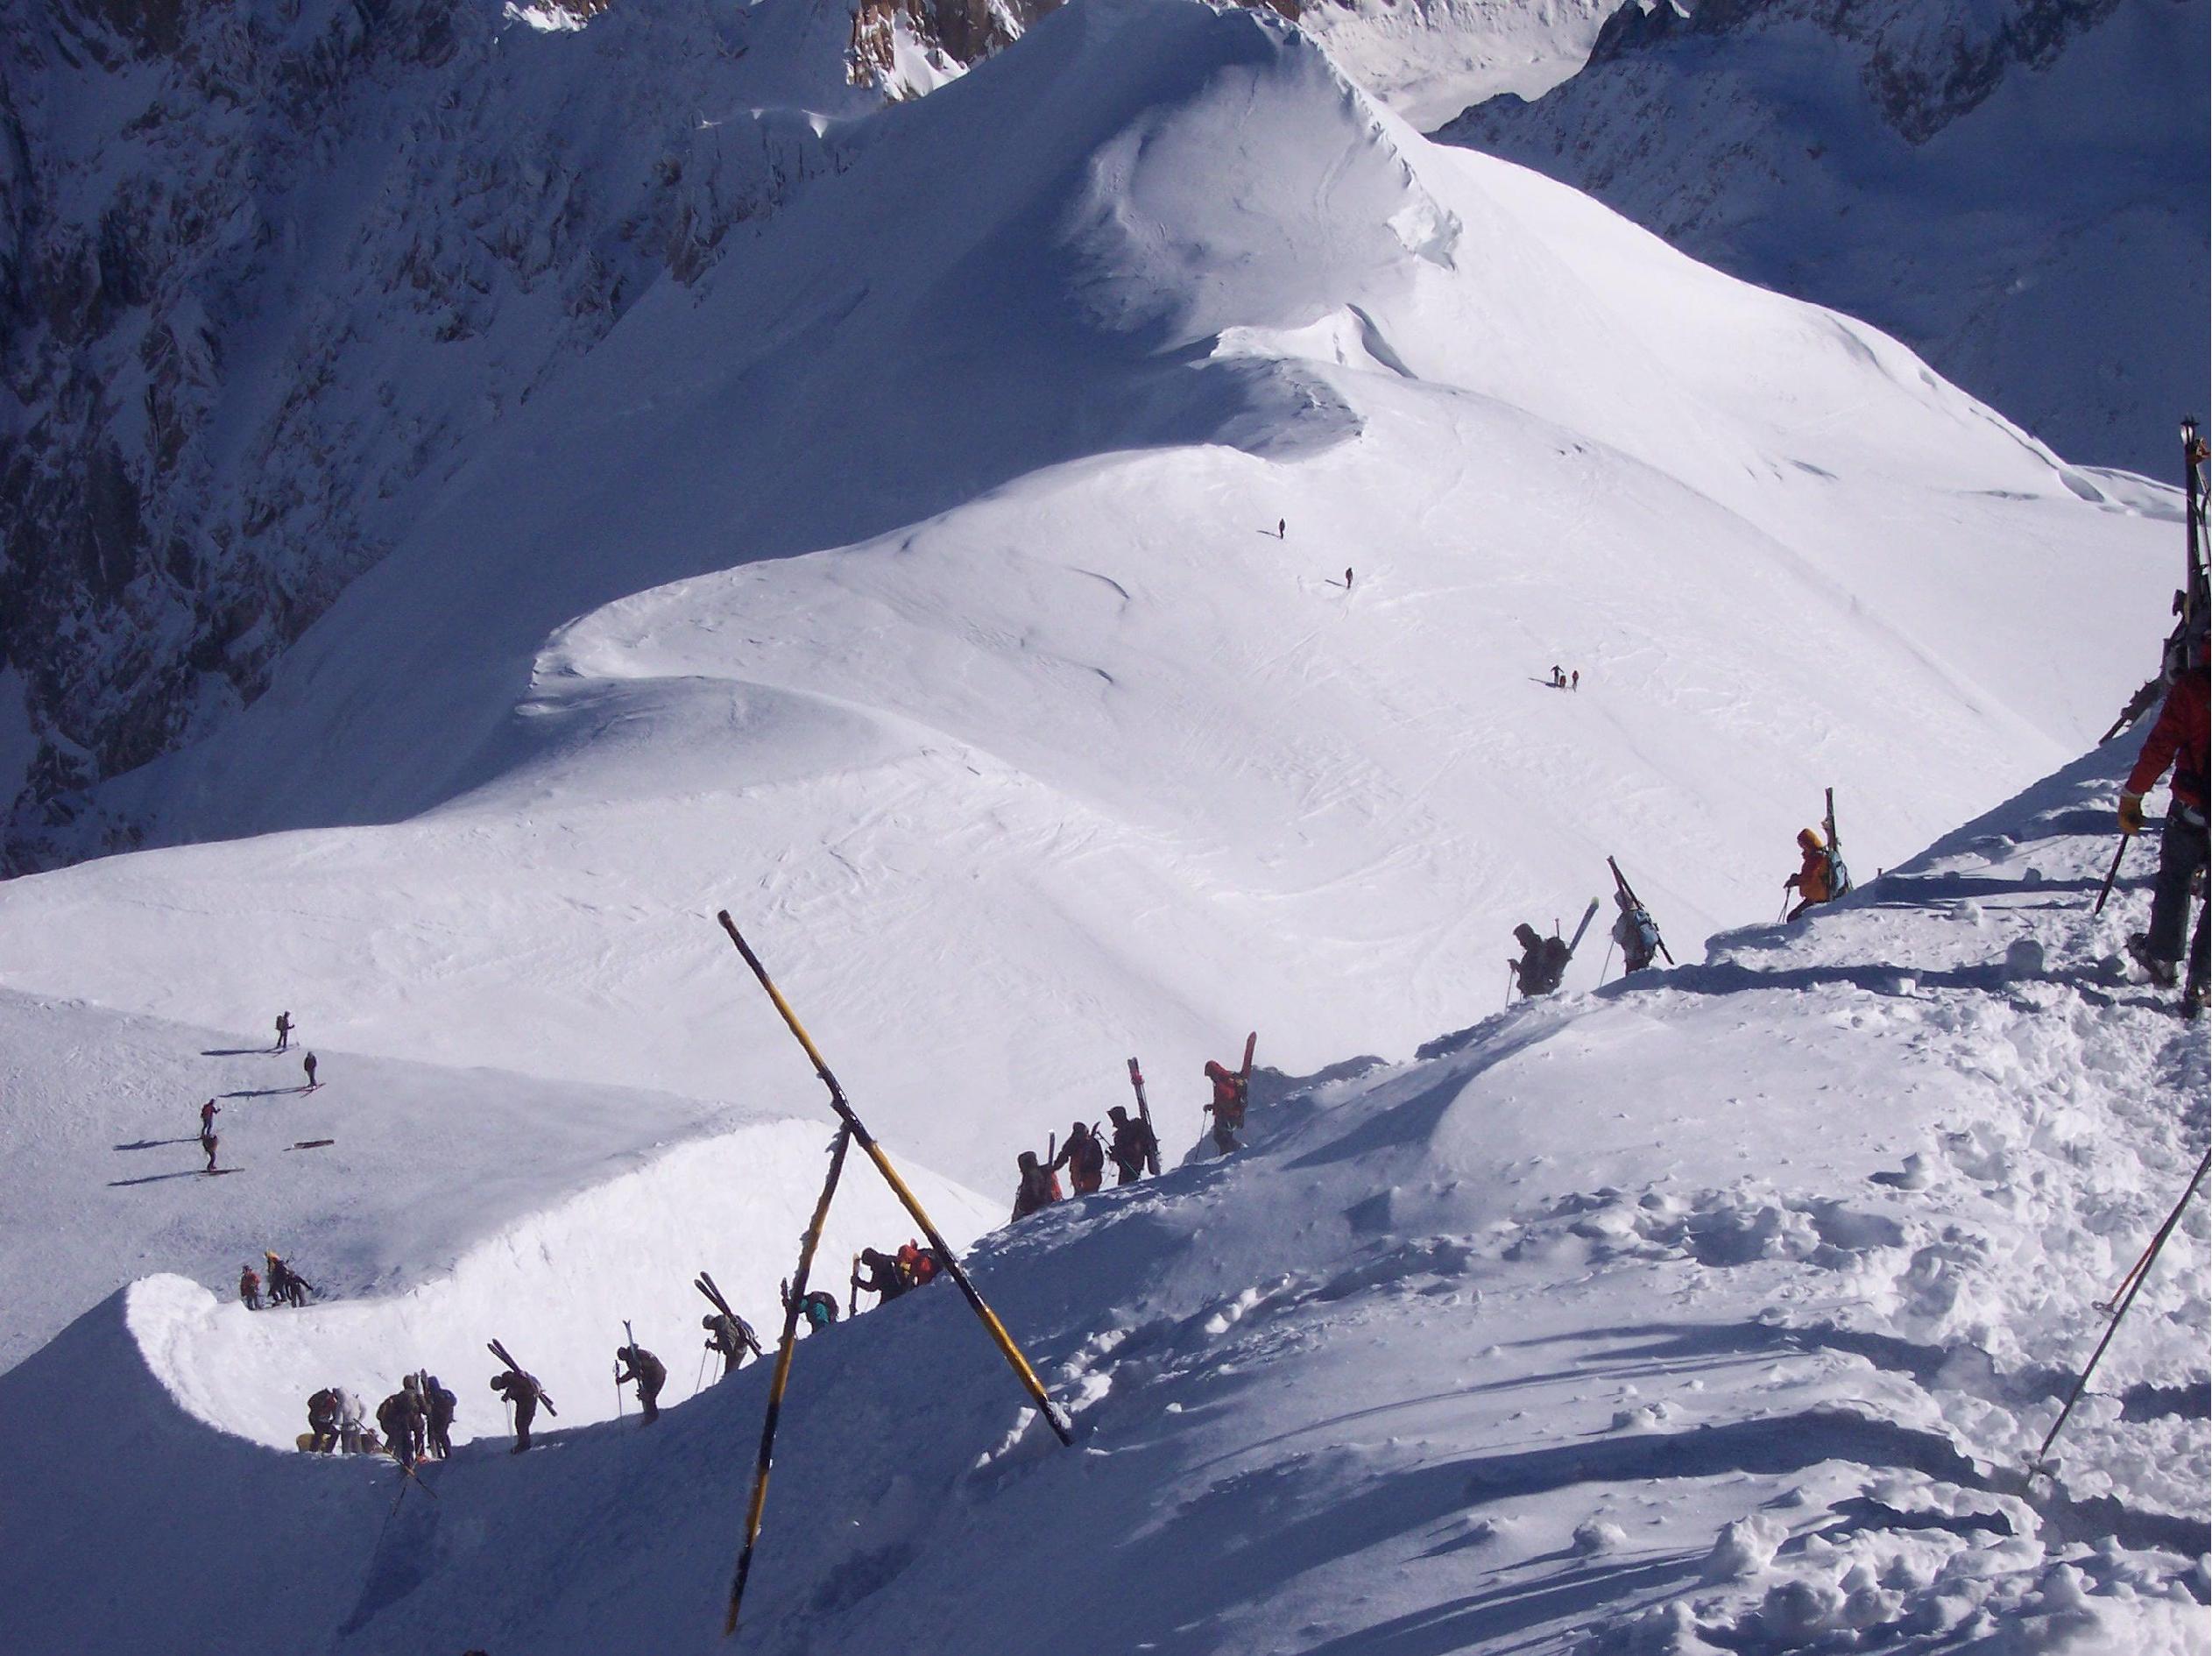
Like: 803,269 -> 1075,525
2,738 -> 2203,1653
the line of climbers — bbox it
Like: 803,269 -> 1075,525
301,1371 -> 456,1463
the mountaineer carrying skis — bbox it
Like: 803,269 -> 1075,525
2120,635 -> 2210,1014
1611,889 -> 1661,974
852,1248 -> 909,1306
274,1010 -> 293,1052
1048,1120 -> 1106,1195
615,1343 -> 666,1425
1106,1105 -> 1156,1186
1012,1150 -> 1061,1221
490,1364 -> 542,1453
704,1310 -> 761,1378
781,1277 -> 839,1332
1203,1058 -> 1248,1155
1509,924 -> 1570,998
1784,828 -> 1838,920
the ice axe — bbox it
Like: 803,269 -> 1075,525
2090,836 -> 2129,916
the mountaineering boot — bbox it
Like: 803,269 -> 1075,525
2126,933 -> 2178,987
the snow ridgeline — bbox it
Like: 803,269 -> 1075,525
0,0 -> 2180,1207
4,739 -> 2203,1654
130,1115 -> 995,1451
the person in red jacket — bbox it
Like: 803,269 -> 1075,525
1204,1059 -> 1247,1155
2120,655 -> 2209,1014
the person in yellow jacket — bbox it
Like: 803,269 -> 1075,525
1784,827 -> 1833,920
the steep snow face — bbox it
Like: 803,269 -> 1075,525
0,0 -> 871,870
1295,0 -> 1620,125
0,0 -> 2180,1200
1442,0 -> 2210,478
2,739 -> 2203,1654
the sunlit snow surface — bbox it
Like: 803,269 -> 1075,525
0,2 -> 2201,1650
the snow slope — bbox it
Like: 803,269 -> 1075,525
3,736 -> 2203,1654
0,989 -> 994,1425
0,0 -> 2182,1207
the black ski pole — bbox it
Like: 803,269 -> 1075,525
2090,837 -> 2129,916
724,1123 -> 850,1637
2032,1149 -> 2210,1472
716,912 -> 1073,1447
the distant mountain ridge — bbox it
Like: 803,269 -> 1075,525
1441,0 -> 2209,481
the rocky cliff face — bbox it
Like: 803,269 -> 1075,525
1441,0 -> 2208,478
0,0 -> 862,870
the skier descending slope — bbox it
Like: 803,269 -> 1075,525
2120,638 -> 2210,1014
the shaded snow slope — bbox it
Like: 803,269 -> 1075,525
0,0 -> 2180,1197
4,738 -> 2203,1654
0,990 -> 993,1422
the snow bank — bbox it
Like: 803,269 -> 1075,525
130,1116 -> 994,1447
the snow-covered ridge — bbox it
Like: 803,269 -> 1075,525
1442,0 -> 2210,476
3,735 -> 2203,1653
0,0 -> 2180,1198
129,1118 -> 993,1450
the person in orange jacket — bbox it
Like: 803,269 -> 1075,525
2120,649 -> 2209,1013
1784,827 -> 1833,921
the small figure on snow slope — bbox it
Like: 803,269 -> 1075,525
1012,1150 -> 1062,1221
1510,923 -> 1570,998
1106,1105 -> 1156,1185
852,1248 -> 909,1308
615,1343 -> 665,1424
705,1311 -> 762,1379
2119,644 -> 2209,1013
491,1365 -> 543,1453
1204,1058 -> 1247,1155
238,1263 -> 262,1310
1049,1120 -> 1106,1195
1611,891 -> 1661,975
274,1010 -> 293,1052
1784,828 -> 1839,921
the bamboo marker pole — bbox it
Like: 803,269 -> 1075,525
715,911 -> 1074,1448
724,1124 -> 851,1636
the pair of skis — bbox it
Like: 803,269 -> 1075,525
486,1337 -> 557,1419
1124,1058 -> 1163,1175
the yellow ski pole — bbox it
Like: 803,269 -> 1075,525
715,912 -> 1075,1447
724,1123 -> 850,1637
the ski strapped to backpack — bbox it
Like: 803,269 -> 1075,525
1126,1058 -> 1163,1176
1822,788 -> 1852,900
485,1338 -> 556,1417
1607,857 -> 1673,966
